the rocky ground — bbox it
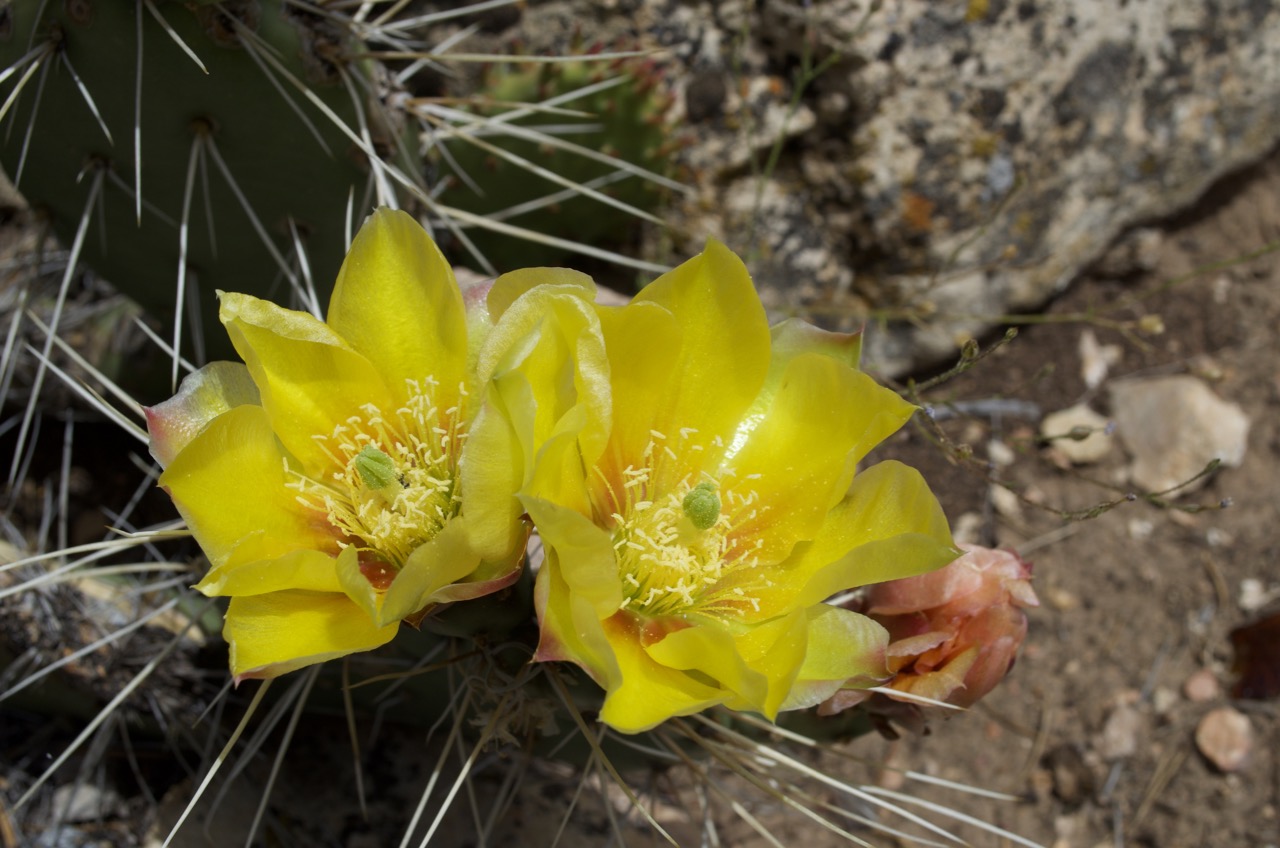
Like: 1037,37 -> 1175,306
4,151 -> 1277,848
848,151 -> 1280,848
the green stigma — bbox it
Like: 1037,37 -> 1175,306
682,481 -> 721,531
353,445 -> 399,491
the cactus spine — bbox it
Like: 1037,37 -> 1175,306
0,0 -> 384,367
440,46 -> 680,270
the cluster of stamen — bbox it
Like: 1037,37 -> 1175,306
601,428 -> 770,618
289,378 -> 466,571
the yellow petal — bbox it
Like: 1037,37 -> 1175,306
524,409 -> 603,518
486,266 -> 596,323
476,285 -> 610,491
644,621 -> 770,714
335,545 -> 380,624
145,361 -> 259,468
726,610 -> 810,717
760,460 -> 959,612
196,545 -> 342,597
326,209 -> 468,410
533,551 -> 620,691
475,284 -> 610,520
522,495 -> 622,617
500,325 -> 582,479
745,318 -> 864,423
782,605 -> 889,711
225,590 -> 398,680
380,519 -> 482,625
459,403 -> 528,563
795,605 -> 889,681
593,300 -> 691,493
159,404 -> 335,567
770,318 -> 863,371
463,386 -> 532,563
219,291 -> 396,474
597,613 -> 723,733
476,279 -> 602,387
427,544 -> 525,604
727,353 -> 915,563
632,239 -> 771,451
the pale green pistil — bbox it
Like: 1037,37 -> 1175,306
682,481 -> 721,531
353,445 -> 400,491
288,384 -> 464,570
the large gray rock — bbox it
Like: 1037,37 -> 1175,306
451,1 -> 1278,373
703,0 -> 1280,375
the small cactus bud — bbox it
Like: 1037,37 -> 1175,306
682,481 -> 721,531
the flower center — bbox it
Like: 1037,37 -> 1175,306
291,378 -> 466,571
603,430 -> 768,618
682,481 -> 721,530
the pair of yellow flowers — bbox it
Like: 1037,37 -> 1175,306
146,209 -> 959,734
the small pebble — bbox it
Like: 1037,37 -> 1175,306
1205,527 -> 1233,548
1128,518 -> 1154,541
1211,275 -> 1232,305
1045,587 -> 1080,611
987,438 -> 1016,466
990,484 -> 1023,519
1151,686 -> 1178,716
1099,703 -> 1142,760
1183,668 -> 1220,703
1043,744 -> 1096,806
1078,329 -> 1122,390
51,784 -> 121,822
1239,578 -> 1279,612
1195,706 -> 1253,772
1022,484 -> 1048,505
950,511 -> 984,545
1189,352 -> 1226,381
1040,404 -> 1113,464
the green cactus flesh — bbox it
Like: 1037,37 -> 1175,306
0,0 -> 379,371
440,52 -> 677,271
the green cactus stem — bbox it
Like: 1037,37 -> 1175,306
0,0 -> 383,374
439,44 -> 681,270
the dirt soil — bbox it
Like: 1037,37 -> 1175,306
3,94 -> 1280,848
845,151 -> 1280,848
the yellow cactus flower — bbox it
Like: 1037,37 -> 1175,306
146,209 -> 526,680
485,241 -> 960,733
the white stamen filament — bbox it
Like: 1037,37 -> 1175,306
598,427 -> 771,618
287,377 -> 466,569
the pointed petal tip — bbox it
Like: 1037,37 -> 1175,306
770,317 -> 865,370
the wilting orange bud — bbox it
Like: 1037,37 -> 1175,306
822,543 -> 1038,714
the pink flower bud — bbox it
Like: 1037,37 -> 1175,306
823,543 -> 1038,714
